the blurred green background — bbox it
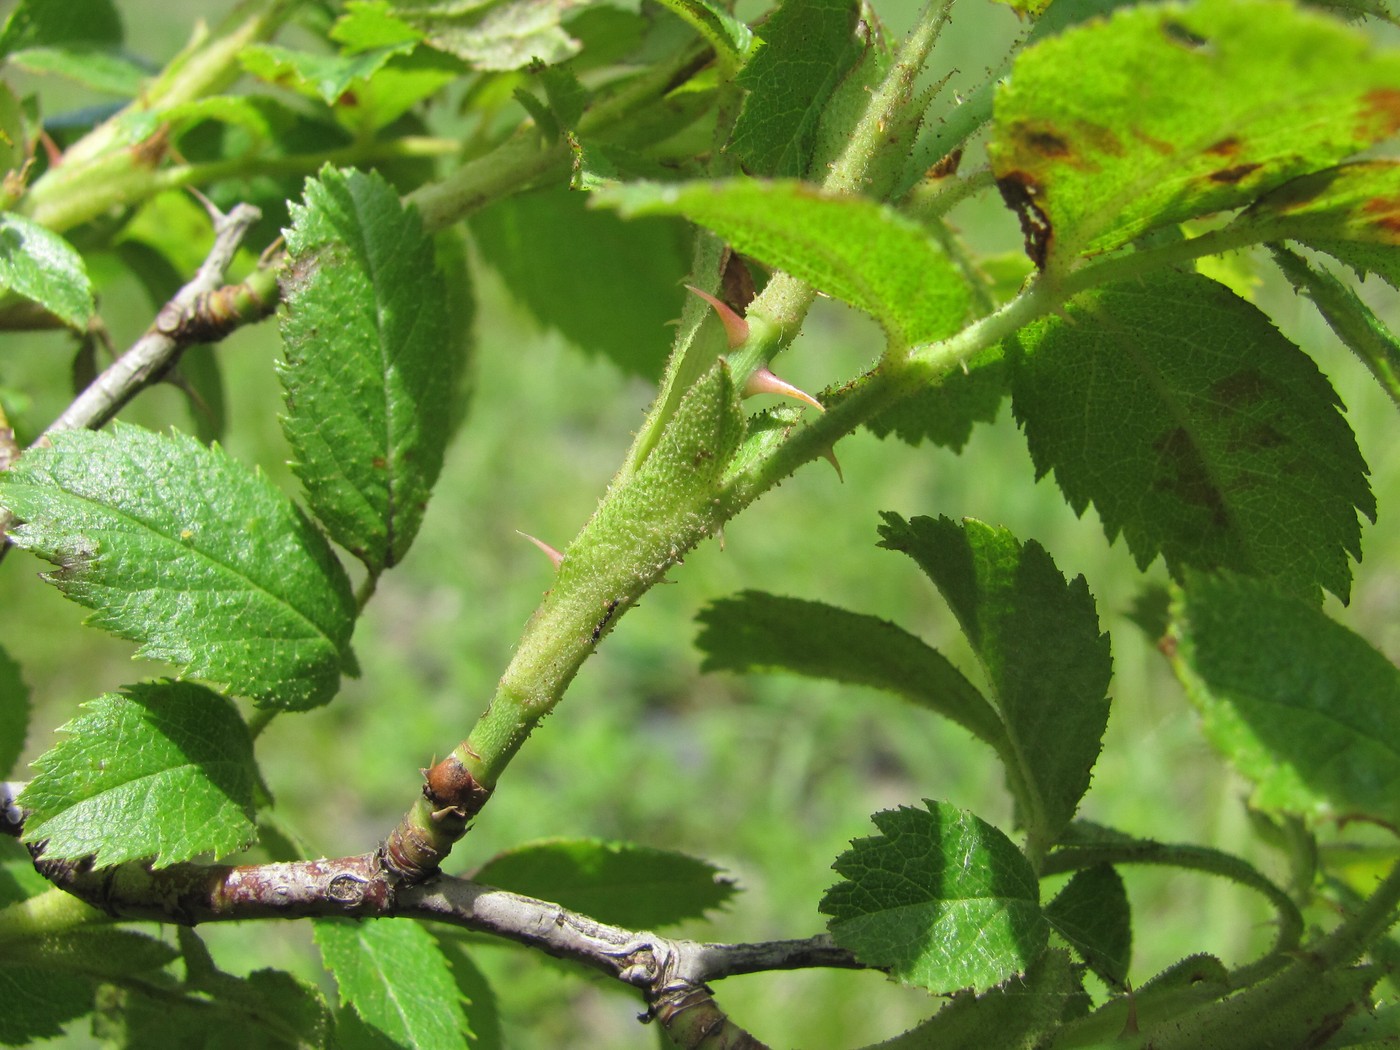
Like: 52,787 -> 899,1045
3,1 -> 1400,1047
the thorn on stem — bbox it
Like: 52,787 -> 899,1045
518,531 -> 564,569
685,284 -> 749,349
743,367 -> 824,412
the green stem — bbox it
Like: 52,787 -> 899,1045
1310,855 -> 1400,970
0,887 -> 109,943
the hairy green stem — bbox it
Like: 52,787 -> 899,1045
0,886 -> 109,943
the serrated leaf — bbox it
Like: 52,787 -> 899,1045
394,0 -> 579,71
859,345 -> 1007,451
878,515 -> 1111,850
821,800 -> 1047,993
0,213 -> 94,328
472,839 -> 734,929
315,918 -> 469,1050
0,424 -> 357,708
281,167 -> 465,575
333,1 -> 424,53
242,43 -> 414,106
1045,864 -> 1131,988
729,0 -> 863,177
470,186 -> 690,379
5,928 -> 177,979
0,966 -> 92,1045
1009,270 -> 1375,602
651,0 -> 753,69
695,590 -> 1004,747
1237,161 -> 1400,254
1170,572 -> 1400,827
18,682 -> 257,867
598,178 -> 970,347
988,0 -> 1400,268
434,937 -> 501,1050
0,643 -> 29,778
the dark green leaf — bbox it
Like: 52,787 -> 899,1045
860,345 -> 1006,451
1045,864 -> 1131,988
281,167 -> 466,575
474,839 -> 734,929
695,590 -> 1003,747
988,0 -> 1400,267
393,0 -> 579,70
0,424 -> 357,708
1171,571 -> 1400,827
1009,270 -> 1375,602
821,800 -> 1047,993
0,213 -> 94,328
598,178 -> 970,347
0,966 -> 92,1045
0,644 -> 28,778
5,928 -> 177,979
315,918 -> 470,1050
434,938 -> 501,1050
878,515 -> 1111,850
650,0 -> 753,69
470,186 -> 691,379
18,682 -> 257,867
729,0 -> 862,177
0,0 -> 121,55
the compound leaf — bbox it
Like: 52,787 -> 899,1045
1045,864 -> 1131,989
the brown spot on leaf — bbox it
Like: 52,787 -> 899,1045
1209,163 -> 1261,184
1153,426 -> 1229,530
1209,369 -> 1272,413
928,147 -> 963,179
1205,137 -> 1241,158
997,172 -> 1053,269
1359,88 -> 1400,139
1131,128 -> 1176,156
1362,195 -> 1400,240
1020,126 -> 1071,158
1162,21 -> 1209,49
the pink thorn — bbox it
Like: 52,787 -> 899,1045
517,531 -> 564,570
743,366 -> 824,412
820,446 -> 844,483
685,284 -> 749,349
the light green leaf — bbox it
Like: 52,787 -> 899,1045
5,928 -> 177,979
695,590 -> 1004,748
598,178 -> 969,347
1171,571 -> 1400,827
470,186 -> 691,379
820,800 -> 1047,993
1045,864 -> 1131,988
650,0 -> 753,70
434,937 -> 501,1050
5,45 -> 147,96
729,0 -> 863,177
18,682 -> 257,868
281,167 -> 467,575
315,918 -> 470,1050
878,515 -> 1111,850
0,424 -> 358,708
333,1 -> 424,53
0,644 -> 28,778
1009,270 -> 1375,602
394,0 -> 579,71
241,43 -> 414,106
988,0 -> 1400,268
473,839 -> 735,929
0,213 -> 94,328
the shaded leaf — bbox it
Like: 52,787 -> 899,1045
0,966 -> 92,1045
821,800 -> 1047,993
1009,270 -> 1375,602
1045,864 -> 1131,988
434,938 -> 502,1050
0,0 -> 121,55
650,0 -> 753,69
18,682 -> 257,868
281,167 -> 466,575
1170,571 -> 1400,827
4,928 -> 177,979
988,0 -> 1400,268
599,178 -> 969,346
0,643 -> 28,778
878,515 -> 1111,851
394,0 -> 579,70
0,424 -> 357,709
695,590 -> 1003,747
860,345 -> 1007,451
473,839 -> 735,929
0,213 -> 94,328
315,918 -> 469,1050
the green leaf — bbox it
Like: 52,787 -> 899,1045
470,186 -> 691,379
1045,864 -> 1131,988
315,918 -> 470,1050
333,1 -> 424,53
650,0 -> 753,71
0,424 -> 358,709
598,178 -> 970,347
241,43 -> 415,106
393,0 -> 579,71
0,966 -> 92,1045
5,928 -> 177,979
820,800 -> 1048,993
1009,270 -> 1375,602
281,167 -> 466,575
988,0 -> 1400,268
5,45 -> 147,96
434,938 -> 501,1050
0,213 -> 94,328
0,644 -> 29,778
729,0 -> 863,177
1170,571 -> 1400,827
859,345 -> 1007,451
0,0 -> 121,55
472,839 -> 735,929
17,682 -> 257,867
878,515 -> 1111,850
695,590 -> 1004,748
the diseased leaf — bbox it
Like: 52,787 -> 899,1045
315,918 -> 470,1050
470,186 -> 691,379
598,178 -> 969,347
394,0 -> 579,70
988,0 -> 1400,268
0,643 -> 29,778
0,213 -> 94,328
1171,572 -> 1400,827
878,515 -> 1111,850
729,0 -> 863,177
473,839 -> 735,929
0,424 -> 358,709
18,682 -> 257,868
1045,864 -> 1131,988
281,167 -> 467,575
695,590 -> 1004,747
1009,270 -> 1375,602
820,801 -> 1047,993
